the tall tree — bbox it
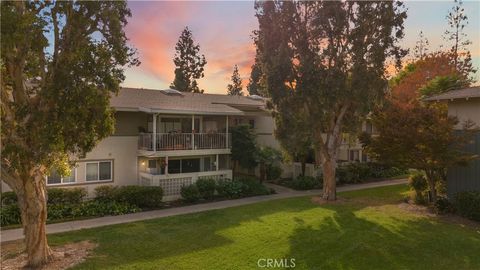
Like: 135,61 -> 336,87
444,0 -> 472,70
255,1 -> 407,200
230,125 -> 258,176
413,31 -> 430,60
1,1 -> 138,266
274,99 -> 312,176
170,27 -> 207,93
227,65 -> 243,96
247,61 -> 265,96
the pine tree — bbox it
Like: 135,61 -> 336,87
413,31 -> 430,60
170,27 -> 207,93
227,65 -> 243,96
247,61 -> 264,96
444,0 -> 472,68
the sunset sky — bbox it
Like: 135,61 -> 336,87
122,1 -> 480,94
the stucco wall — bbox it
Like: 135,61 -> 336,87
2,136 -> 139,196
448,99 -> 480,128
74,136 -> 139,195
254,115 -> 281,150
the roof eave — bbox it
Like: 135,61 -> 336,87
113,106 -> 245,116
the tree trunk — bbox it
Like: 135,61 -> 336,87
321,158 -> 337,201
425,171 -> 437,203
15,170 -> 53,267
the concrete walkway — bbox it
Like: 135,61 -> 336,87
0,179 -> 406,243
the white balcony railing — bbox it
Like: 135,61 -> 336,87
138,133 -> 231,151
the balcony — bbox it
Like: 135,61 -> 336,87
138,133 -> 231,151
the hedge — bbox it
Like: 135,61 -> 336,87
1,200 -> 139,227
454,191 -> 480,221
1,185 -> 163,227
94,185 -> 164,209
180,177 -> 273,201
337,162 -> 407,184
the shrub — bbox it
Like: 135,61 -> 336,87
47,204 -> 74,221
266,166 -> 282,181
237,177 -> 271,196
434,196 -> 454,214
70,201 -> 140,218
288,176 -> 319,190
47,188 -> 87,205
408,172 -> 428,204
1,204 -> 21,226
110,186 -> 164,209
408,172 -> 428,192
1,200 -> 140,226
47,201 -> 140,221
1,191 -> 17,206
454,191 -> 480,221
336,162 -> 407,184
181,184 -> 201,202
94,185 -> 118,202
94,186 -> 163,209
216,179 -> 245,199
196,178 -> 216,200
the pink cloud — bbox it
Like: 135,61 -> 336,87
125,1 -> 258,93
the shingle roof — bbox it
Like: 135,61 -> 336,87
424,86 -> 480,101
110,87 -> 266,115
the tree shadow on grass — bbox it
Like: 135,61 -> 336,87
287,203 -> 480,270
49,197 -> 320,269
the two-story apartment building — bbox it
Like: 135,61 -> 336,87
3,88 -> 273,200
2,87 -> 371,199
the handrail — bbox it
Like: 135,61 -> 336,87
138,132 -> 231,151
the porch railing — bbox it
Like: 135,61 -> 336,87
139,170 -> 233,199
138,133 -> 231,151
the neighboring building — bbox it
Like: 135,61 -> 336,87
338,121 -> 375,164
425,87 -> 480,197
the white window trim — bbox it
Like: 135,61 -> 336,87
46,168 -> 77,186
85,160 -> 113,182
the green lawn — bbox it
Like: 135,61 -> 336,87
49,184 -> 480,270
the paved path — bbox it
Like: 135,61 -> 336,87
0,179 -> 406,243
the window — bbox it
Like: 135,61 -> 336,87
182,158 -> 200,173
349,150 -> 360,162
203,156 -> 213,172
168,159 -> 181,174
365,122 -> 373,134
47,168 -> 76,185
86,161 -> 112,181
249,119 -> 255,129
167,158 -> 202,174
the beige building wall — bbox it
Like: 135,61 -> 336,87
1,136 -> 138,196
254,115 -> 281,150
73,136 -> 139,196
448,99 -> 480,128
